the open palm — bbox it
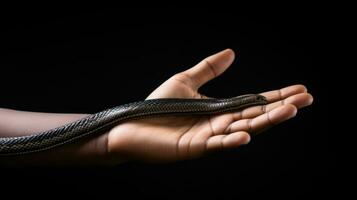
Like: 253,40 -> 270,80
108,49 -> 313,162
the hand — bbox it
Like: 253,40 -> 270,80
107,49 -> 313,163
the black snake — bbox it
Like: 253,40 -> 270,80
0,94 -> 267,156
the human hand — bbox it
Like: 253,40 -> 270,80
107,49 -> 313,163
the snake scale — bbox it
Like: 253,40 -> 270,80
0,94 -> 267,156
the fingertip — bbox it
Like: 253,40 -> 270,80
292,84 -> 308,93
223,131 -> 251,148
223,48 -> 235,58
296,93 -> 314,108
306,93 -> 314,105
203,49 -> 236,76
285,93 -> 314,109
215,48 -> 235,63
285,104 -> 298,118
241,132 -> 251,145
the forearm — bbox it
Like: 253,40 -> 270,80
0,108 -> 119,166
0,108 -> 88,137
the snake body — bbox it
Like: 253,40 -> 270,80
0,94 -> 267,156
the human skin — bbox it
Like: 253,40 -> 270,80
0,49 -> 313,166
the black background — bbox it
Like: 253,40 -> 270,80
0,7 -> 332,198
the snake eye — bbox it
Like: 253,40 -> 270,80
257,95 -> 266,101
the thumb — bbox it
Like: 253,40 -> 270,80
182,49 -> 235,90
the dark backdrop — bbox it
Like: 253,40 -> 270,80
0,7 -> 332,198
